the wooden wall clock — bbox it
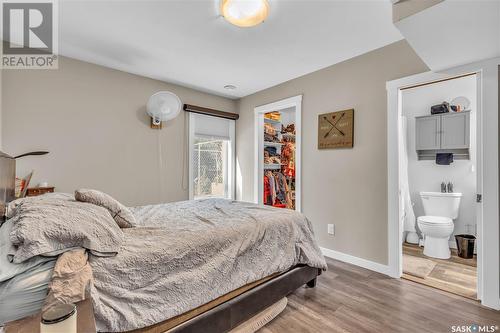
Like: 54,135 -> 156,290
318,109 -> 354,149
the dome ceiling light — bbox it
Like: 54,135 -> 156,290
220,0 -> 269,28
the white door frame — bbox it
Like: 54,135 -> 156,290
254,95 -> 302,211
387,57 -> 499,310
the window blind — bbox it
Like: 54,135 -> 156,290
192,113 -> 233,140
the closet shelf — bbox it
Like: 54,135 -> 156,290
281,132 -> 295,137
264,163 -> 283,170
264,141 -> 284,147
264,118 -> 281,125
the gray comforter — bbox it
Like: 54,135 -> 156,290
90,199 -> 326,332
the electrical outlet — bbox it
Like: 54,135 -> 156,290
327,224 -> 335,235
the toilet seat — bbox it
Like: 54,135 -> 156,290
417,215 -> 453,225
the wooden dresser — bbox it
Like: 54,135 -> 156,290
26,186 -> 55,197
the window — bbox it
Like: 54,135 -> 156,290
189,113 -> 235,199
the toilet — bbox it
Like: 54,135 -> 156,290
417,191 -> 462,259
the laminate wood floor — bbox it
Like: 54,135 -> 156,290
259,257 -> 500,333
403,243 -> 477,299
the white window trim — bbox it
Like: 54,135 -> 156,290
188,113 -> 236,200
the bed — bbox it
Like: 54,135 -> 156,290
0,152 -> 326,332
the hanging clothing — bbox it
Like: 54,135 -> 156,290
281,142 -> 295,178
275,172 -> 286,204
264,171 -> 277,205
277,172 -> 293,208
263,176 -> 271,205
263,171 -> 293,208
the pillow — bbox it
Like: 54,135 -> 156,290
6,192 -> 74,219
74,189 -> 135,228
8,197 -> 123,263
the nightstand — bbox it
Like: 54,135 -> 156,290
4,298 -> 96,333
26,186 -> 55,197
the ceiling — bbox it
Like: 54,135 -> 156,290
395,0 -> 500,71
59,1 -> 403,98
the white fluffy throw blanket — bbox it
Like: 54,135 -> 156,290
89,199 -> 326,332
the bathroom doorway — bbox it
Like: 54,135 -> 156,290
387,70 -> 486,308
398,74 -> 478,299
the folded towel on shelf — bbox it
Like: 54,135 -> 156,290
436,153 -> 454,165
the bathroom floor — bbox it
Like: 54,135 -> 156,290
402,243 -> 477,299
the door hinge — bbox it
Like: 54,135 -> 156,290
476,194 -> 482,203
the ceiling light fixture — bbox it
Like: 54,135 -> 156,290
224,84 -> 237,90
220,0 -> 269,28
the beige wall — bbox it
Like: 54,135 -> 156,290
236,40 -> 428,265
2,41 -> 429,265
2,57 -> 236,206
392,0 -> 443,22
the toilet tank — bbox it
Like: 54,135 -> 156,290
420,192 -> 462,219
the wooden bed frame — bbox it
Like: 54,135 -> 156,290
171,266 -> 320,332
0,151 -> 321,333
134,265 -> 320,333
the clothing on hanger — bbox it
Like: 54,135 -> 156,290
263,170 -> 294,209
281,142 -> 295,178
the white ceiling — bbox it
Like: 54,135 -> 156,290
395,0 -> 500,71
59,1 -> 403,98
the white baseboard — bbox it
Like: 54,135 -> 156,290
482,298 -> 500,311
320,247 -> 391,276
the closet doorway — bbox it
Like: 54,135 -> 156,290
254,95 -> 302,211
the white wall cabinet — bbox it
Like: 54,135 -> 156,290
416,111 -> 470,151
441,112 -> 470,149
415,115 -> 441,150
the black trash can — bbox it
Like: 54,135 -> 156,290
455,234 -> 476,259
